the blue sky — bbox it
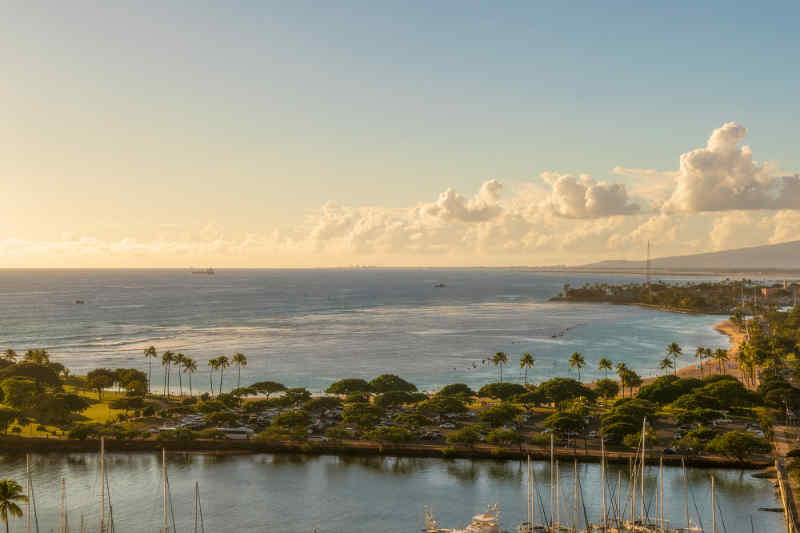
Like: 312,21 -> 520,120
1,2 -> 799,266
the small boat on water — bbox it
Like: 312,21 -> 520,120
424,505 -> 501,533
191,267 -> 215,275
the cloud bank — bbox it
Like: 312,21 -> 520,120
3,122 -> 798,267
663,122 -> 800,213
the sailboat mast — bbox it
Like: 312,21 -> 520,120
162,448 -> 169,533
572,459 -> 578,533
641,418 -> 646,525
556,460 -> 560,529
61,478 -> 68,533
617,471 -> 622,528
99,437 -> 105,533
550,435 -> 555,529
659,456 -> 664,530
712,475 -> 717,533
683,457 -> 689,531
194,480 -> 199,533
601,438 -> 607,531
26,454 -> 31,533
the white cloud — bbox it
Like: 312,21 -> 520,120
663,122 -> 800,213
540,172 -> 640,218
420,179 -> 503,222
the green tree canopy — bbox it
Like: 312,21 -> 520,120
368,374 -> 417,393
436,383 -> 475,398
543,411 -> 584,435
477,382 -> 526,400
479,403 -> 522,427
86,368 -> 116,400
247,381 -> 287,398
0,378 -> 38,411
537,378 -> 596,409
302,396 -> 342,412
706,431 -> 771,461
325,378 -> 372,395
594,379 -> 620,400
0,363 -> 61,390
342,403 -> 384,428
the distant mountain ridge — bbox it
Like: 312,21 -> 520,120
579,240 -> 800,271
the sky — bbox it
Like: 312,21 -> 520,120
2,2 -> 800,267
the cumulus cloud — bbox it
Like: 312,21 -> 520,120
663,122 -> 800,213
420,179 -> 503,222
540,172 -> 640,218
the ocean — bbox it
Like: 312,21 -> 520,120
0,268 -> 730,392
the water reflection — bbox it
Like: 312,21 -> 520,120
0,453 -> 783,533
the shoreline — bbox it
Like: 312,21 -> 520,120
0,436 -> 771,469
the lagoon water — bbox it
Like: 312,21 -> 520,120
0,452 -> 783,533
0,269 -> 731,392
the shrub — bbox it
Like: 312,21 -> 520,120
446,425 -> 484,447
364,426 -> 414,443
485,428 -> 523,447
324,427 -> 352,440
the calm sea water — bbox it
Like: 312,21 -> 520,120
0,453 -> 782,533
0,269 -> 732,392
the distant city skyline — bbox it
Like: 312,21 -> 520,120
2,2 -> 799,267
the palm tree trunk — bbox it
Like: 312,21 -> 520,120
209,371 -> 214,397
148,359 -> 152,394
189,375 -> 193,397
6,517 -> 10,533
178,372 -> 183,397
237,365 -> 241,389
219,368 -> 224,394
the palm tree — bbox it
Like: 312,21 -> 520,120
183,358 -> 198,397
232,352 -> 248,389
143,346 -> 157,394
659,357 -> 675,375
712,348 -> 729,374
217,356 -> 230,394
597,357 -> 613,378
1,350 -> 16,362
0,479 -> 27,533
519,353 -> 535,385
161,350 -> 174,397
666,342 -> 682,375
208,358 -> 218,396
568,352 -> 586,381
615,362 -> 629,397
492,352 -> 508,382
694,346 -> 706,377
174,353 -> 185,397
